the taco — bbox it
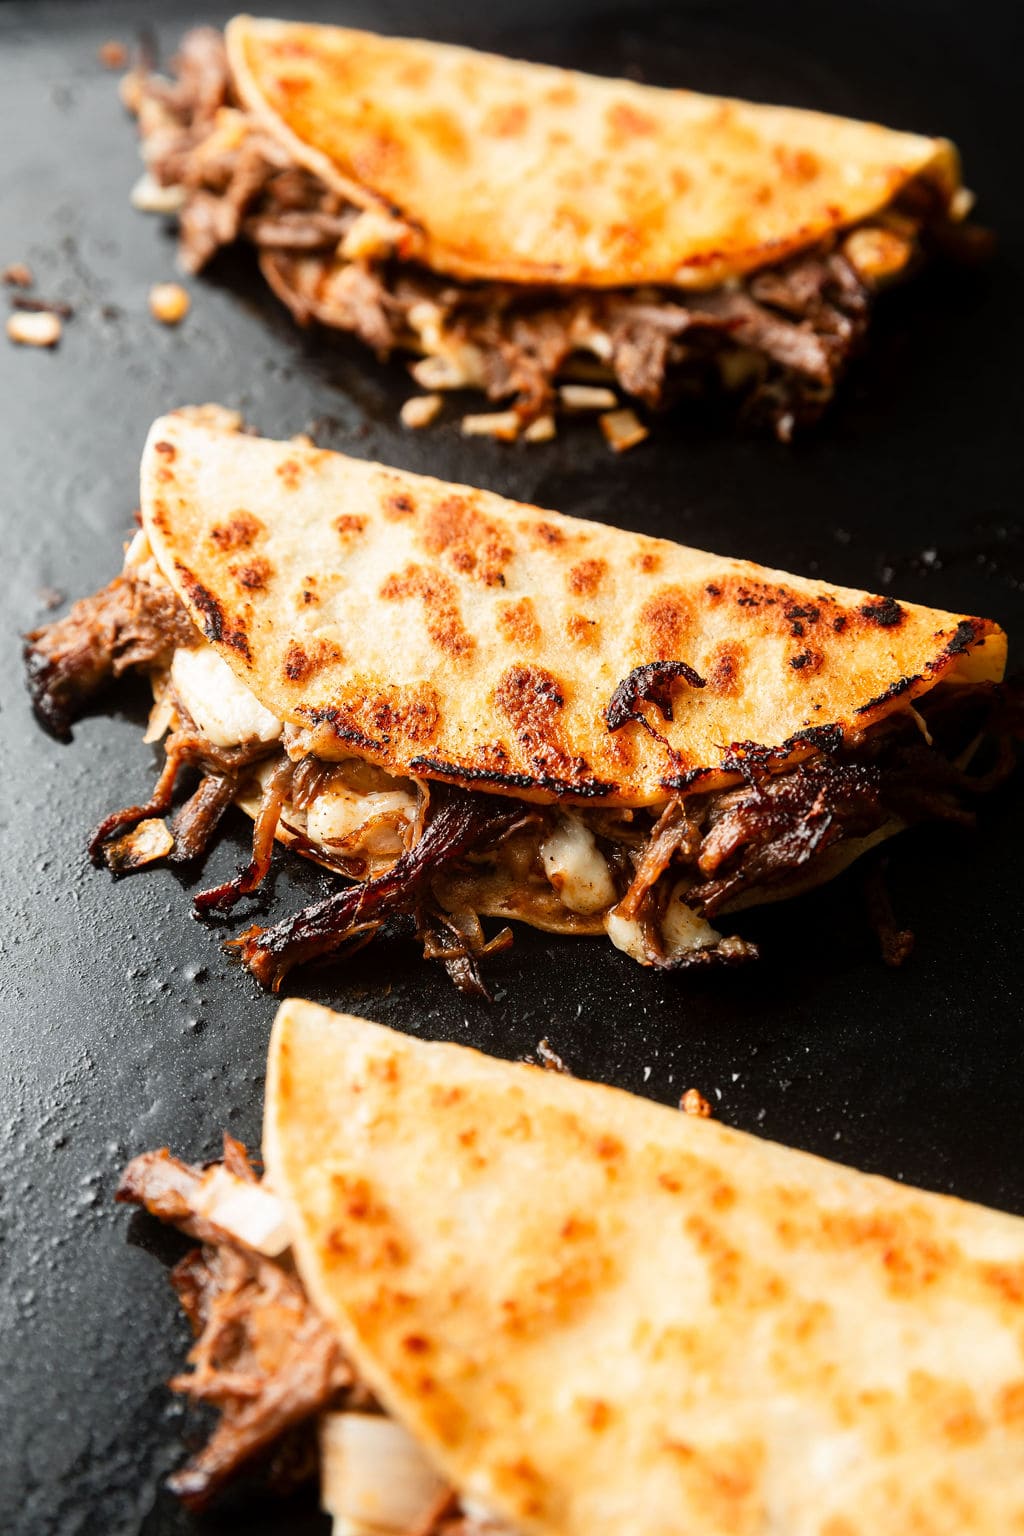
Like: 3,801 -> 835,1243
124,21 -> 982,441
25,407 -> 1015,989
118,1000 -> 1024,1530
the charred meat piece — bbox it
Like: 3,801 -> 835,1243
24,571 -> 195,739
234,783 -> 523,991
87,720 -> 278,870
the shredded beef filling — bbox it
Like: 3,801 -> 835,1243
118,1143 -> 489,1533
117,1141 -> 354,1510
123,29 -> 960,439
23,570 -> 195,740
25,566 -> 1020,988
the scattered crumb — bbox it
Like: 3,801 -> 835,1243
410,355 -> 468,390
149,282 -> 190,325
36,587 -> 64,611
2,263 -> 33,288
461,409 -> 521,441
7,311 -> 61,348
950,186 -> 975,223
680,1087 -> 713,1118
103,817 -> 174,874
599,407 -> 649,453
131,172 -> 186,215
400,392 -> 443,430
559,383 -> 619,411
98,39 -> 128,69
523,414 -> 556,443
536,1038 -> 569,1074
11,295 -> 73,318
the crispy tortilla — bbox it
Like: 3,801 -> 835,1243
265,1000 -> 1024,1536
226,17 -> 960,290
141,408 -> 1004,807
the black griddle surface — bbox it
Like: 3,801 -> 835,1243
1,1 -> 1021,1532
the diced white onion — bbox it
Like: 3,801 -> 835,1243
400,393 -> 443,430
522,414 -> 556,443
170,646 -> 282,748
410,355 -> 471,390
460,410 -> 521,441
192,1165 -> 291,1257
131,171 -> 186,214
841,225 -> 913,286
540,816 -> 616,915
320,1413 -> 449,1535
568,322 -> 614,362
558,384 -> 619,412
341,209 -> 410,262
599,407 -> 649,453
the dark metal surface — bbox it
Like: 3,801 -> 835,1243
1,0 -> 1021,1531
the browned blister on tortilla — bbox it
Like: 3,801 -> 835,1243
141,409 -> 1004,807
226,18 -> 959,290
264,1002 -> 1024,1536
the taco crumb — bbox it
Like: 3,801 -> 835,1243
2,262 -> 33,288
559,384 -> 619,412
523,414 -> 557,443
7,310 -> 61,348
98,39 -> 128,69
599,408 -> 649,453
400,393 -> 443,430
149,283 -> 190,325
131,172 -> 186,215
680,1087 -> 713,1118
461,409 -> 521,441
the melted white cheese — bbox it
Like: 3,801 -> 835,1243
661,882 -> 724,958
605,882 -> 723,966
170,646 -> 282,749
306,784 -> 416,850
540,815 -> 616,915
604,910 -> 649,963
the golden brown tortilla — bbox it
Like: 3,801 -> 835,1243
264,1001 -> 1024,1536
140,408 -> 1004,808
226,16 -> 960,290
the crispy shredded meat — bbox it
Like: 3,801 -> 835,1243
23,570 -> 195,740
124,29 -> 949,438
233,783 -> 524,992
86,716 -> 277,870
117,1140 -> 354,1510
25,555 -> 1021,989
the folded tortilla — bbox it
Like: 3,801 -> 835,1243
123,998 -> 1024,1533
142,408 -> 1003,804
127,24 -> 975,439
227,18 -> 957,290
25,405 -> 1012,985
